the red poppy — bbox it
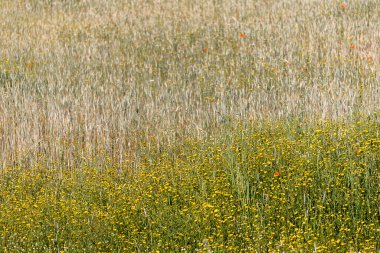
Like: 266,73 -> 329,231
274,171 -> 280,177
239,33 -> 247,38
26,62 -> 34,69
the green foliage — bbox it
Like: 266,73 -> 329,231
1,120 -> 380,252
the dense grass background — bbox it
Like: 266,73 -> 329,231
1,120 -> 380,252
0,0 -> 379,252
0,0 -> 379,167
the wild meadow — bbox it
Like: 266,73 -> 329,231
0,0 -> 379,252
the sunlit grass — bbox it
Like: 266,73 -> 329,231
0,0 -> 380,252
1,119 -> 380,252
0,0 -> 379,167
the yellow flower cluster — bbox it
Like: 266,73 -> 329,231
0,119 -> 379,252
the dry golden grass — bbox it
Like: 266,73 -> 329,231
0,0 -> 379,167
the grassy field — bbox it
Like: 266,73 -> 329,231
0,0 -> 379,252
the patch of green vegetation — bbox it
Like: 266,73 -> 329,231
1,119 -> 379,252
